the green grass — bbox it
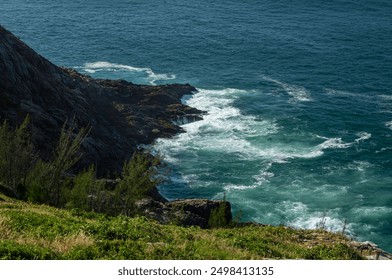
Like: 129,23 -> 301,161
0,193 -> 364,260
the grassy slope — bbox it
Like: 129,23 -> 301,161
0,193 -> 364,260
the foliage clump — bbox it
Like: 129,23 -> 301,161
208,202 -> 229,228
0,116 -> 160,216
113,152 -> 160,216
64,152 -> 159,216
27,119 -> 89,207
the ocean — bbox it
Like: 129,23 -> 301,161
1,0 -> 392,251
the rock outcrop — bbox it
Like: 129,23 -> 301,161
0,25 -> 203,175
350,241 -> 392,260
136,198 -> 232,228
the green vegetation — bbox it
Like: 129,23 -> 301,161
27,119 -> 89,206
0,116 -> 157,216
113,152 -> 160,216
0,193 -> 363,259
208,201 -> 229,228
0,117 -> 89,205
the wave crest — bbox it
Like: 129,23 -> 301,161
77,61 -> 176,84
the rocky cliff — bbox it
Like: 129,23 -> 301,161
0,25 -> 232,228
0,25 -> 202,175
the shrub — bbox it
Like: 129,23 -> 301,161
208,203 -> 229,228
304,244 -> 362,260
0,241 -> 57,260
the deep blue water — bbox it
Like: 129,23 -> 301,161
2,0 -> 392,251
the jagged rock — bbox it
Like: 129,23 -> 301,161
0,25 -> 203,175
350,240 -> 392,260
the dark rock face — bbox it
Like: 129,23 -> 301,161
0,25 -> 203,175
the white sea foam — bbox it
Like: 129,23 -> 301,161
314,133 -> 371,151
351,206 -> 392,217
155,88 -> 294,173
347,161 -> 373,172
262,76 -> 312,102
223,184 -> 257,191
355,132 -> 371,142
78,61 -> 175,84
167,88 -> 330,163
157,87 -> 371,167
324,88 -> 361,98
290,215 -> 352,233
83,61 -> 146,72
280,202 -> 353,233
386,121 -> 392,130
255,147 -> 323,162
377,94 -> 392,101
317,137 -> 352,149
244,201 -> 354,236
253,170 -> 275,186
177,88 -> 277,135
376,147 -> 392,154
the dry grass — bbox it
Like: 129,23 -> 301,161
45,232 -> 94,254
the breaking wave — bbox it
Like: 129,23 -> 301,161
77,61 -> 176,85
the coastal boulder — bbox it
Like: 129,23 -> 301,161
167,199 -> 232,228
135,198 -> 232,229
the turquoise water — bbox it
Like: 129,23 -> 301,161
2,0 -> 392,251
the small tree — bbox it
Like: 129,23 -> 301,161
65,165 -> 106,212
26,118 -> 89,206
113,152 -> 160,216
66,166 -> 93,211
208,203 -> 229,228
